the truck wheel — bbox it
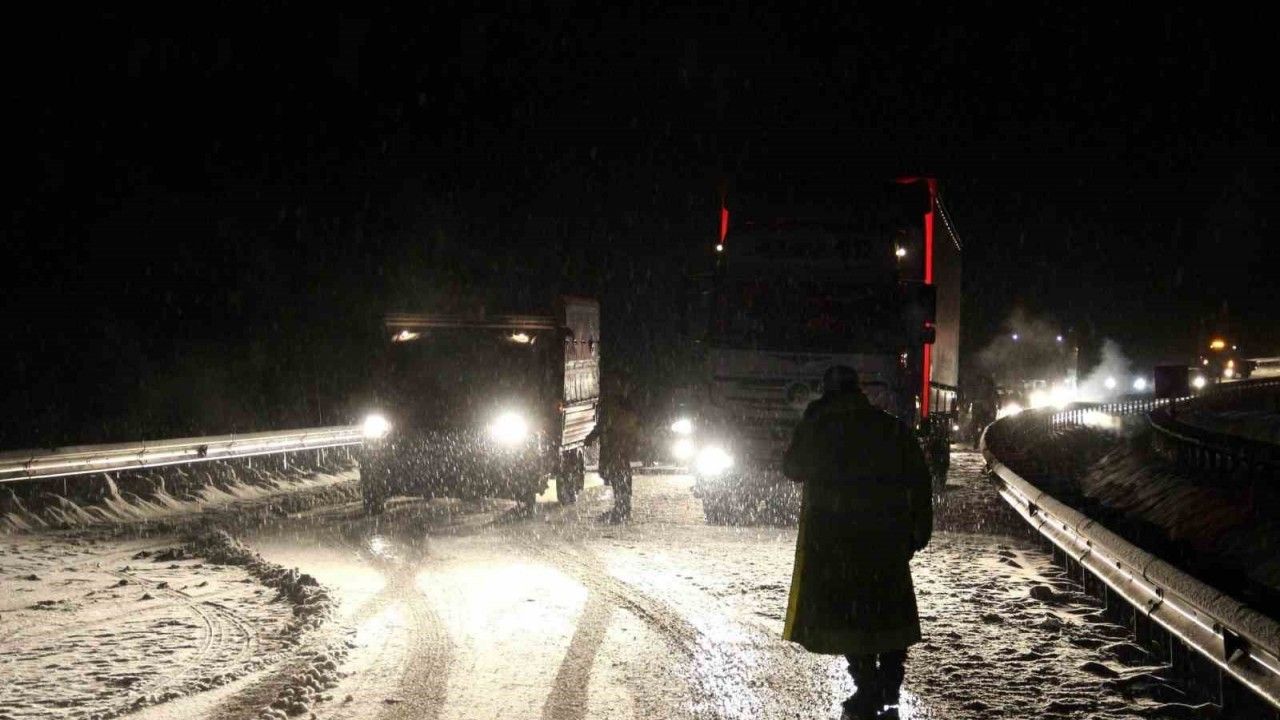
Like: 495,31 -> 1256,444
557,449 -> 585,504
556,478 -> 578,505
930,447 -> 950,495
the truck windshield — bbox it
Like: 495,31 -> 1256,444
376,329 -> 552,425
711,277 -> 906,353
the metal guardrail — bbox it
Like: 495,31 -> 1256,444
983,385 -> 1280,711
0,426 -> 363,484
1148,378 -> 1280,478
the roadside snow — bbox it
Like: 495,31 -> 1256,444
1,463 -> 357,534
0,530 -> 344,720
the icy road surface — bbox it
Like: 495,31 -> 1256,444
2,451 -> 1205,719
225,452 -> 1199,719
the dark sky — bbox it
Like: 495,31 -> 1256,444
4,4 -> 1277,442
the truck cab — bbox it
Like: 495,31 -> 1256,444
357,296 -> 599,513
682,181 -> 962,523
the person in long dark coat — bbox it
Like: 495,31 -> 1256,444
782,365 -> 933,719
585,380 -> 640,522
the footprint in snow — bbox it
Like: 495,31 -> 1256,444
1078,660 -> 1121,678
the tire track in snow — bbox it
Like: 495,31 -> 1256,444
529,541 -> 775,719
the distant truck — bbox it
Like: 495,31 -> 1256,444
1153,364 -> 1192,399
357,296 -> 600,514
1199,336 -> 1254,382
679,179 -> 962,523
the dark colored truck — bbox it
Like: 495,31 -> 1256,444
357,296 -> 600,513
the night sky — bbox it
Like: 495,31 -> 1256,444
5,4 -> 1277,446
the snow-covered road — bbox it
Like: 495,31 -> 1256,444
2,451 -> 1210,719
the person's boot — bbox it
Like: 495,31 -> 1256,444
843,654 -> 879,719
840,692 -> 878,720
876,651 -> 906,718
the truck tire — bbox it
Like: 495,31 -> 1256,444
556,449 -> 584,505
930,443 -> 950,495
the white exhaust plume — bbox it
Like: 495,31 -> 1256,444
1077,339 -> 1133,402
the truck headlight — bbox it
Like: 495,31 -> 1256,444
695,445 -> 733,476
488,411 -> 529,445
671,437 -> 696,461
362,413 -> 392,440
670,418 -> 693,435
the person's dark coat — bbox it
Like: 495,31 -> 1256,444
781,389 -> 933,655
587,395 -> 640,484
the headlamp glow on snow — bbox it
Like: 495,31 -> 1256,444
362,413 -> 392,440
488,410 -> 529,445
695,445 -> 733,477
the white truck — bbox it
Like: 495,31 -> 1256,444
678,180 -> 962,522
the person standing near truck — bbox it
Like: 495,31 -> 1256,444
586,377 -> 640,522
782,365 -> 934,719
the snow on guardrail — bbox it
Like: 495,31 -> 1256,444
982,400 -> 1280,711
0,426 -> 363,484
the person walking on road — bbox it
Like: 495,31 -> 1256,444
781,365 -> 934,719
586,378 -> 640,522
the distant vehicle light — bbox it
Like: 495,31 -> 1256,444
1029,389 -> 1050,409
694,445 -> 733,476
1192,375 -> 1207,390
895,246 -> 907,258
1132,377 -> 1148,392
951,423 -> 961,432
1226,359 -> 1235,369
1202,358 -> 1209,366
671,438 -> 696,461
509,332 -> 532,344
1104,376 -> 1117,390
670,418 -> 693,435
996,402 -> 1023,419
488,411 -> 529,445
1055,335 -> 1064,343
1224,367 -> 1235,379
1049,384 -> 1074,409
1011,333 -> 1020,341
1209,338 -> 1227,351
391,329 -> 420,343
362,414 -> 391,440
715,243 -> 724,253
